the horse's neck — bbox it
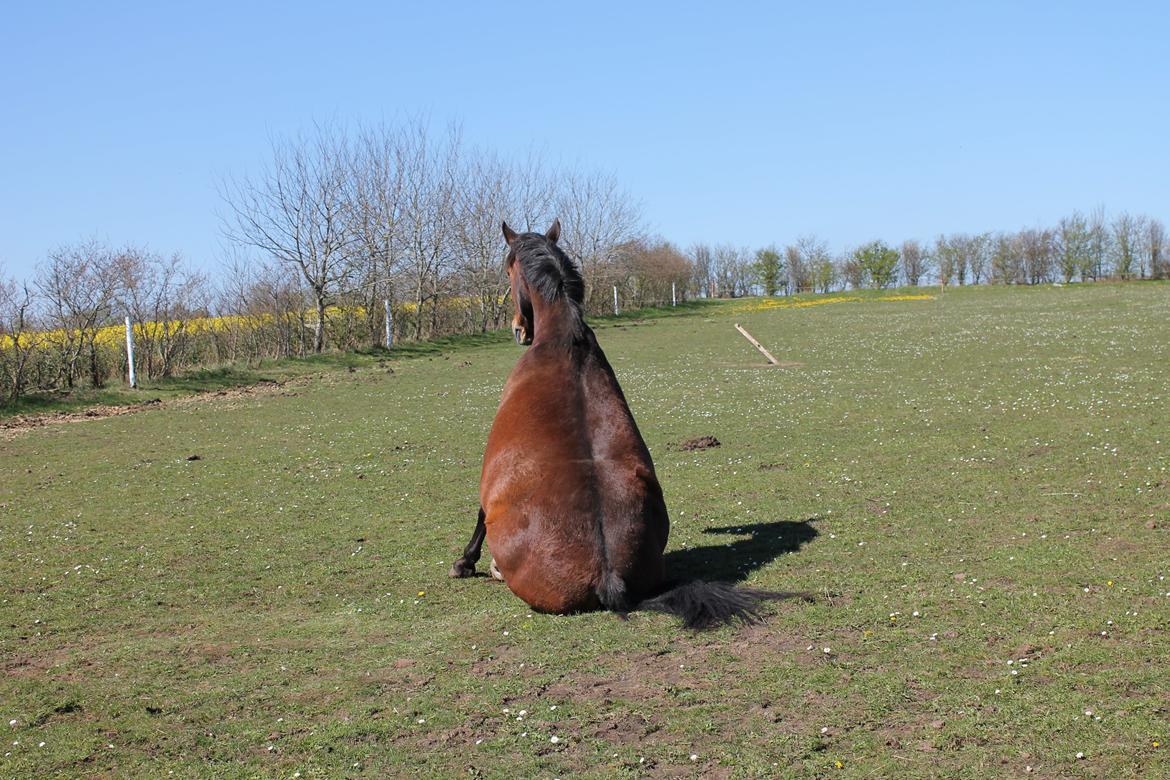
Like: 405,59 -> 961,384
529,308 -> 610,380
531,297 -> 585,347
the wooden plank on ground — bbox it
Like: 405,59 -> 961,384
734,323 -> 780,366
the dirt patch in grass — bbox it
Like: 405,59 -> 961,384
543,657 -> 687,707
470,644 -> 528,679
2,642 -> 96,682
679,435 -> 721,451
3,653 -> 61,679
365,663 -> 437,692
169,378 -> 291,407
0,399 -> 163,440
586,711 -> 662,746
0,380 -> 294,440
539,624 -> 823,715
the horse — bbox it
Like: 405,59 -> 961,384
449,219 -> 803,628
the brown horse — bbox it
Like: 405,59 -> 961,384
449,219 -> 800,628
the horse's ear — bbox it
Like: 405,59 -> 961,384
546,218 -> 561,244
502,221 -> 518,247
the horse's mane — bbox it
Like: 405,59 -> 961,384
510,232 -> 585,307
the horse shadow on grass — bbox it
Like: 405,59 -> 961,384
664,519 -> 819,584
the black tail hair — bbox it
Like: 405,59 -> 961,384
637,580 -> 812,630
595,569 -> 631,617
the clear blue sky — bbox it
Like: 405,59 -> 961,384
2,1 -> 1167,279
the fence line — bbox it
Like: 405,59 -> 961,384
0,286 -> 694,402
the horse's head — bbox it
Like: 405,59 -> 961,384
502,218 -> 563,346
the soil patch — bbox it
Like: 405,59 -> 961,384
1,399 -> 162,440
1,380 -> 291,440
680,435 -> 721,451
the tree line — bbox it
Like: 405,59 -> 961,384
695,207 -> 1167,298
2,120 -> 1166,403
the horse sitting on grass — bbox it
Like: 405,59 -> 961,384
449,219 -> 806,628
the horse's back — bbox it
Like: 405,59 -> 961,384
480,341 -> 668,613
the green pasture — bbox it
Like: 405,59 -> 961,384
2,283 -> 1168,778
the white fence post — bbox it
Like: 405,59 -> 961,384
613,285 -> 619,316
383,299 -> 393,349
672,282 -> 677,307
124,316 -> 137,388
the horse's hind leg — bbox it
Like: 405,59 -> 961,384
449,507 -> 487,578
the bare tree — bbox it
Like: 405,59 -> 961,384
900,239 -> 930,287
810,254 -> 838,293
554,169 -> 644,311
348,123 -> 408,345
1147,217 -> 1168,280
934,235 -> 956,286
115,248 -> 208,378
1085,206 -> 1110,281
989,232 -> 1022,284
967,233 -> 990,284
941,234 -> 983,286
1132,214 -> 1153,279
1018,228 -> 1055,284
783,245 -> 802,295
1111,212 -> 1140,280
217,255 -> 308,361
616,238 -> 692,306
688,243 -> 714,298
36,241 -> 121,388
398,123 -> 462,339
711,245 -> 753,297
503,152 -> 557,232
222,126 -> 356,352
952,235 -> 970,285
1057,212 -> 1090,283
0,270 -> 39,401
453,154 -> 513,332
839,249 -> 865,290
789,236 -> 829,293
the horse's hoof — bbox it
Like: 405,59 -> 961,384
489,558 -> 505,582
449,559 -> 475,578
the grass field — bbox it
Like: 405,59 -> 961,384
2,283 -> 1168,779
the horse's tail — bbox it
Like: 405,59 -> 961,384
636,581 -> 812,630
595,569 -> 632,616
